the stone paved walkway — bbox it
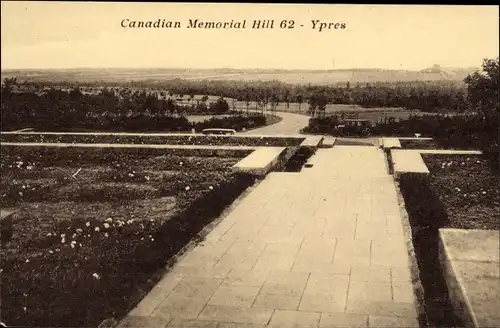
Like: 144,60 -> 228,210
118,146 -> 419,328
241,112 -> 310,135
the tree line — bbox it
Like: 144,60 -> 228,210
0,82 -> 232,130
6,78 -> 470,114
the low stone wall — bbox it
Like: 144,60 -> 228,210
439,229 -> 500,328
382,137 -> 402,150
232,147 -> 287,176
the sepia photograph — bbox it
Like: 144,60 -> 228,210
1,2 -> 499,328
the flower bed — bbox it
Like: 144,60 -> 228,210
398,154 -> 499,328
399,139 -> 438,149
0,134 -> 304,147
0,145 -> 256,327
422,154 -> 499,230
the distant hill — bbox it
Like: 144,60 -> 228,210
0,66 -> 477,85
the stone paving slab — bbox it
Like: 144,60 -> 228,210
382,138 -> 402,149
439,228 -> 500,328
0,141 -> 257,151
117,146 -> 418,328
0,131 -> 304,139
299,136 -> 324,149
397,137 -> 433,141
232,147 -> 286,176
391,150 -> 430,178
320,137 -> 337,148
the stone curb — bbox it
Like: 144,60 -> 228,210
393,178 -> 429,328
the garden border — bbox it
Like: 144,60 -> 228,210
391,149 -> 499,328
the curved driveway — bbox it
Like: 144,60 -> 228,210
241,111 -> 310,135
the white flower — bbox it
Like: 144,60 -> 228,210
103,223 -> 110,229
209,185 -> 214,190
185,186 -> 190,191
47,233 -> 52,237
105,218 -> 113,223
49,250 -> 54,254
25,259 -> 30,263
92,273 -> 100,280
104,232 -> 109,238
482,191 -> 487,195
94,227 -> 100,232
72,233 -> 77,238
151,238 -> 154,241
70,244 -> 75,248
61,238 -> 66,243
61,234 -> 66,238
179,162 -> 183,165
86,222 -> 91,227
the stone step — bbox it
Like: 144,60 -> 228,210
232,147 -> 287,176
320,137 -> 337,148
382,137 -> 402,150
300,136 -> 324,149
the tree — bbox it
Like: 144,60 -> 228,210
316,94 -> 328,118
1,77 -> 18,100
209,96 -> 230,114
296,95 -> 303,113
464,57 -> 499,121
307,95 -> 317,117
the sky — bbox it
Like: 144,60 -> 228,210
1,2 -> 498,70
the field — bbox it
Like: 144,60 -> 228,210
398,154 -> 499,327
1,67 -> 474,84
0,144 -> 256,327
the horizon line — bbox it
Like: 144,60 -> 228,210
0,65 -> 481,72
